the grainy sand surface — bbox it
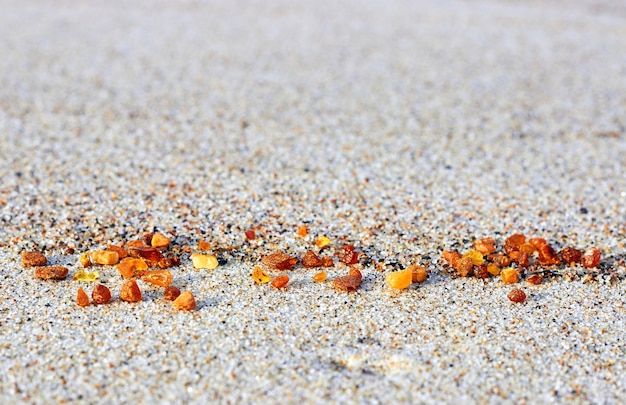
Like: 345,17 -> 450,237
1,0 -> 626,403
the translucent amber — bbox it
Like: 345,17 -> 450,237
463,250 -> 484,265
127,246 -> 164,264
487,263 -> 500,276
261,252 -> 297,270
271,275 -> 290,288
120,280 -> 142,302
163,286 -> 181,301
473,238 -> 495,255
197,240 -> 212,251
76,287 -> 90,307
582,248 -> 601,268
456,257 -> 473,277
91,250 -> 119,265
191,253 -> 219,270
385,268 -> 412,289
79,252 -> 92,267
73,269 -> 100,282
172,291 -> 196,310
408,265 -> 427,283
297,225 -> 308,237
92,284 -> 112,304
140,270 -> 173,287
315,236 -> 331,249
313,271 -> 327,282
302,250 -> 323,267
117,257 -> 148,279
501,268 -> 519,284
252,266 -> 271,284
151,233 -> 171,249
107,245 -> 128,260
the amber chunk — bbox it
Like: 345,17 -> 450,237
501,268 -> 519,284
332,275 -> 361,292
21,251 -> 47,267
79,252 -> 92,267
252,266 -> 271,284
73,269 -> 100,282
76,287 -> 90,307
409,265 -> 428,283
271,275 -> 290,289
463,250 -> 484,266
349,268 -> 363,279
487,263 -> 500,276
127,246 -> 164,264
140,270 -> 173,287
386,268 -> 412,289
315,235 -> 330,249
261,252 -> 297,270
312,271 -> 327,282
34,266 -> 68,280
107,245 -> 128,260
163,286 -> 181,301
151,233 -> 171,249
456,256 -> 473,277
191,253 -> 219,270
528,238 -> 547,249
172,291 -> 196,310
442,250 -> 462,266
337,245 -> 359,265
507,288 -> 526,303
582,247 -> 601,268
120,280 -> 142,302
165,253 -> 181,267
91,250 -> 119,265
474,264 -> 489,279
560,246 -> 582,264
125,240 -> 145,248
197,240 -> 212,251
509,250 -> 529,267
321,256 -> 334,267
505,233 -> 526,248
302,250 -> 323,268
519,243 -> 537,255
537,244 -> 560,266
487,253 -> 511,268
526,274 -> 543,285
117,257 -> 148,279
142,232 -> 155,246
92,284 -> 112,304
473,238 -> 495,255
297,225 -> 308,237
245,229 -> 256,240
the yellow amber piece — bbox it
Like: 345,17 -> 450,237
312,271 -> 327,282
79,252 -> 92,267
191,253 -> 218,270
487,263 -> 500,276
151,233 -> 171,249
501,267 -> 519,284
91,250 -> 119,265
252,266 -> 271,284
315,235 -> 330,249
73,269 -> 100,282
463,250 -> 484,265
385,268 -> 413,289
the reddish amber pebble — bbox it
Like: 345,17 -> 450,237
21,251 -> 47,267
302,250 -> 323,268
172,291 -> 196,310
487,254 -> 511,268
561,246 -> 582,264
76,287 -> 90,307
321,256 -> 334,267
92,284 -> 112,305
526,274 -> 543,285
442,250 -> 462,266
127,246 -> 164,264
163,286 -> 181,301
261,252 -> 297,270
245,229 -> 256,240
34,266 -> 68,280
473,238 -> 496,255
474,264 -> 489,279
519,243 -> 537,255
509,250 -> 529,267
271,275 -> 290,288
507,288 -> 526,303
582,247 -> 601,268
528,238 -> 547,249
120,280 -> 142,302
456,256 -> 473,277
505,233 -> 526,248
537,244 -> 560,266
142,232 -> 155,246
332,275 -> 361,292
107,245 -> 128,260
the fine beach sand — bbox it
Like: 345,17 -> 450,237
1,0 -> 626,403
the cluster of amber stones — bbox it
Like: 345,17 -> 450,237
443,234 -> 602,284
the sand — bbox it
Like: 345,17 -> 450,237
1,0 -> 625,403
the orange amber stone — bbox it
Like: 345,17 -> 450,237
120,280 -> 142,302
509,250 -> 529,267
456,256 -> 473,277
197,240 -> 212,251
560,246 -> 582,264
117,257 -> 148,279
21,251 -> 47,267
526,274 -> 543,285
151,233 -> 171,249
528,238 -> 547,249
442,250 -> 462,266
163,286 -> 181,301
582,248 -> 601,268
385,268 -> 412,289
473,238 -> 495,255
271,275 -> 290,288
487,254 -> 511,268
297,225 -> 308,237
537,244 -> 560,266
140,270 -> 173,287
332,275 -> 361,292
107,245 -> 128,260
501,268 -> 519,284
92,284 -> 112,304
172,291 -> 196,310
261,252 -> 297,270
312,271 -> 327,282
409,265 -> 428,283
127,246 -> 164,264
302,250 -> 323,267
76,287 -> 90,307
